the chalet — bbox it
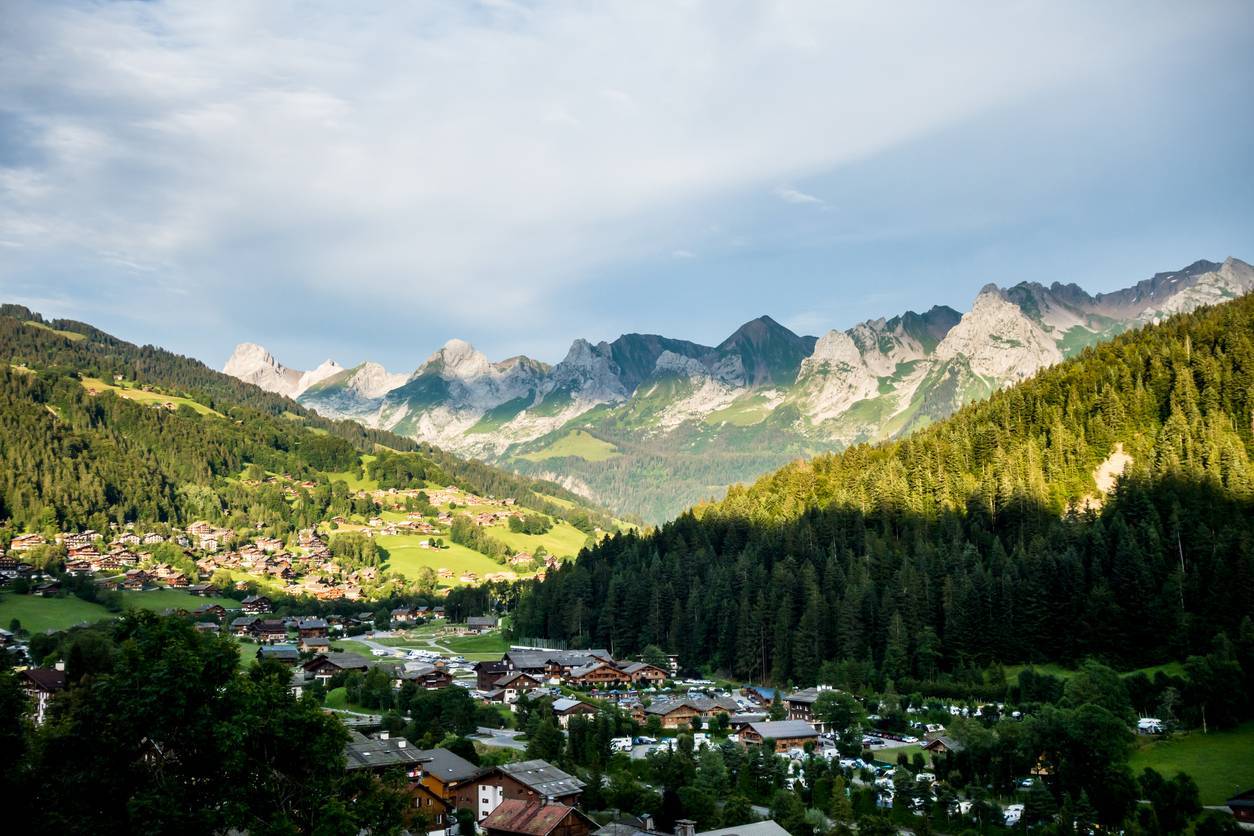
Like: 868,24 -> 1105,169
410,781 -> 454,836
568,661 -> 630,687
254,619 -> 288,644
344,733 -> 430,777
504,649 -> 616,681
231,616 -> 259,637
65,559 -> 94,576
300,636 -> 331,653
193,621 -> 220,635
241,595 -> 273,615
494,672 -> 542,704
33,580 -> 62,597
432,606 -> 445,619
738,720 -> 820,752
413,745 -> 482,804
298,618 -> 329,639
121,569 -> 150,590
783,686 -> 836,732
643,697 -> 739,729
257,644 -> 300,665
1227,789 -> 1254,824
192,603 -> 227,621
921,736 -> 964,756
186,583 -> 214,597
10,533 -> 48,551
21,667 -> 67,725
618,662 -> 668,685
476,659 -> 510,691
304,651 -> 371,683
462,760 -> 585,823
391,606 -> 418,624
395,664 -> 455,690
551,698 -> 597,728
465,615 -> 499,635
482,800 -> 595,836
728,712 -> 769,731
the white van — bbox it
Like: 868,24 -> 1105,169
610,737 -> 633,753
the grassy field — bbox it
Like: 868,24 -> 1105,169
330,639 -> 377,657
25,320 -> 86,341
121,588 -> 236,611
324,686 -> 374,713
442,632 -> 509,655
1129,722 -> 1254,804
323,454 -> 380,491
80,377 -> 220,417
518,430 -> 621,462
1001,661 -> 1187,684
0,594 -> 112,633
489,519 -> 590,558
378,534 -> 520,585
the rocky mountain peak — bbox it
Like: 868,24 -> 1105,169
419,338 -> 492,380
223,342 -> 303,396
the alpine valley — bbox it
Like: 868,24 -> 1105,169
228,257 -> 1254,522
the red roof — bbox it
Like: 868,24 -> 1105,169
482,800 -> 589,836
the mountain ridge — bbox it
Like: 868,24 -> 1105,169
226,256 -> 1254,521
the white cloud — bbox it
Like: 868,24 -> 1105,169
0,0 -> 1229,359
774,186 -> 825,206
672,249 -> 696,259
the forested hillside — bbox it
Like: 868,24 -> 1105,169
0,307 -> 618,533
514,295 -> 1254,691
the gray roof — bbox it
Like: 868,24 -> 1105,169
306,651 -> 370,671
230,616 -> 257,628
645,697 -> 738,716
466,616 -> 498,627
505,649 -> 613,671
744,720 -> 819,739
497,759 -> 586,797
697,822 -> 790,836
417,747 -> 481,783
784,687 -> 825,704
924,735 -> 965,752
552,697 -> 592,713
298,618 -> 328,629
344,736 -> 429,770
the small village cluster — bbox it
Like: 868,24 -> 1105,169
0,523 -> 390,600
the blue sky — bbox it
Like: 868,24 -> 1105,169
1,1 -> 1252,373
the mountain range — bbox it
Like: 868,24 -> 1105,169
225,257 -> 1254,521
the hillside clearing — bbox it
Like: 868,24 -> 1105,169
0,594 -> 112,633
80,377 -> 220,416
1129,722 -> 1254,804
377,534 -> 521,585
518,430 -> 621,462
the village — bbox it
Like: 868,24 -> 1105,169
0,476 -> 580,612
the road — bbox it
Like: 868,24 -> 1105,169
474,726 -> 527,750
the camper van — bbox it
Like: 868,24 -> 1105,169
611,737 -> 633,753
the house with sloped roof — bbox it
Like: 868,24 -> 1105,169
737,720 -> 820,752
551,698 -> 597,728
21,667 -> 67,725
303,651 -> 371,683
459,759 -> 586,823
482,799 -> 595,836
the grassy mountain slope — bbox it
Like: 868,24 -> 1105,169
0,306 -> 619,532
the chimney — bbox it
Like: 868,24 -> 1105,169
379,731 -> 390,740
674,820 -> 696,836
398,739 -> 406,748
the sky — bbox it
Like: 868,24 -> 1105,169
1,0 -> 1253,373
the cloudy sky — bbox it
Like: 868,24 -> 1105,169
2,1 -> 1253,372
